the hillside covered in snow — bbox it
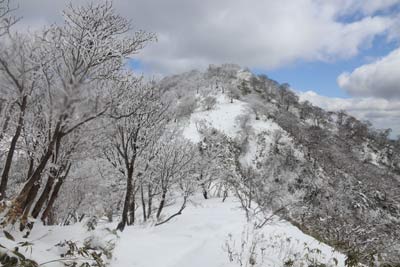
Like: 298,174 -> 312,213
1,2 -> 400,266
156,64 -> 400,264
1,62 -> 400,267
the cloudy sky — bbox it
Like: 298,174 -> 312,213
13,0 -> 400,136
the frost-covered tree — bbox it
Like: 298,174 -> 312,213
195,124 -> 238,199
278,84 -> 298,111
173,95 -> 198,120
202,95 -> 217,111
0,0 -> 17,36
0,1 -> 155,229
150,130 -> 197,225
104,77 -> 168,231
0,33 -> 39,201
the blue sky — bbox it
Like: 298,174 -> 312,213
258,34 -> 399,98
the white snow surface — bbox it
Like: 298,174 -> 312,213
182,94 -> 305,167
111,197 -> 345,267
0,221 -> 117,267
183,94 -> 248,142
1,199 -> 345,267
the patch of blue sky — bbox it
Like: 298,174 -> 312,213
252,34 -> 399,98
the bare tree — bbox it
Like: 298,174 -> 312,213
0,2 -> 155,229
0,0 -> 18,36
104,77 -> 168,231
0,34 -> 39,200
151,131 -> 197,225
278,84 -> 298,111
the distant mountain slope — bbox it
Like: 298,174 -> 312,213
159,64 -> 400,265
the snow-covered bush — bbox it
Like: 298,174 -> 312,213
175,95 -> 198,119
202,96 -> 217,111
223,225 -> 340,267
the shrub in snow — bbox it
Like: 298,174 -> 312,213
55,240 -> 106,267
202,96 -> 217,111
0,230 -> 37,267
85,216 -> 98,231
223,226 -> 340,267
175,95 -> 198,120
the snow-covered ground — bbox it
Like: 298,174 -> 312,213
183,94 -> 248,142
1,220 -> 118,266
111,197 -> 345,267
1,198 -> 345,267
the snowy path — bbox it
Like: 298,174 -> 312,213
111,198 -> 345,267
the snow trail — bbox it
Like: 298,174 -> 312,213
111,198 -> 345,267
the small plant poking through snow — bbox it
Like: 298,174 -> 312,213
0,226 -> 118,267
0,230 -> 38,267
54,239 -> 107,267
223,225 -> 340,267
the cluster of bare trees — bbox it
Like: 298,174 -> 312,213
102,78 -> 199,230
0,1 -> 243,233
0,1 -> 158,231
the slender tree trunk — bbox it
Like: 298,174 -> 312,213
26,157 -> 35,180
117,166 -> 133,231
147,185 -> 152,219
156,190 -> 167,219
200,172 -> 208,199
155,195 -> 188,226
140,183 -> 146,222
202,184 -> 208,199
0,97 -> 26,200
128,195 -> 135,225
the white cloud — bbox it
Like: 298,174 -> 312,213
11,0 -> 400,74
299,91 -> 400,136
338,47 -> 400,99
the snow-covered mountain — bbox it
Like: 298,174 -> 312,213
2,64 -> 399,267
157,64 -> 400,264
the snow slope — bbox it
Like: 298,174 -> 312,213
111,197 -> 345,267
1,198 -> 345,267
183,94 -> 248,142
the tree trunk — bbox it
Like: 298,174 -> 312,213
155,195 -> 188,226
140,183 -> 146,222
0,97 -> 26,200
202,185 -> 208,199
19,183 -> 40,230
13,126 -> 61,214
156,190 -> 167,219
147,185 -> 152,219
41,163 -> 71,224
128,193 -> 136,225
117,166 -> 134,231
31,170 -> 56,219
